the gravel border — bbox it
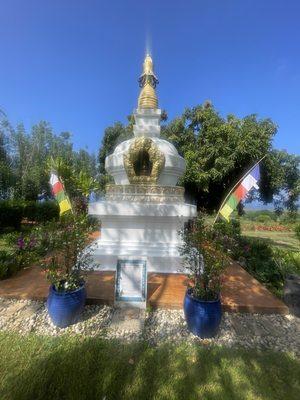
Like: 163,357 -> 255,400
0,297 -> 299,355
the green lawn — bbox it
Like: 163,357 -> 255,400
0,332 -> 299,400
242,230 -> 299,251
205,215 -> 299,252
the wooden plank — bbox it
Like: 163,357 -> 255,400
0,263 -> 289,314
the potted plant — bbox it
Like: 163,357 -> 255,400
39,213 -> 99,328
179,215 -> 227,338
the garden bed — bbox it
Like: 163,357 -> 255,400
242,223 -> 293,232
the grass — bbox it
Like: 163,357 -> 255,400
0,332 -> 299,400
242,230 -> 300,251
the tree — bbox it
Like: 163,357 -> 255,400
0,112 -> 15,198
74,170 -> 100,198
0,116 -> 98,201
98,122 -> 133,174
162,104 -> 278,211
97,122 -> 133,191
73,149 -> 97,179
260,150 -> 300,216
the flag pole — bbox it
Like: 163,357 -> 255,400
213,155 -> 267,225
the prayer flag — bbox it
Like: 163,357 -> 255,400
49,172 -> 72,216
219,164 -> 261,222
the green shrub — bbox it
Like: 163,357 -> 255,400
273,249 -> 300,277
179,214 -> 226,301
213,219 -> 241,237
22,201 -> 36,222
0,201 -> 23,230
37,201 -> 59,222
32,221 -> 58,256
237,237 -> 283,288
255,214 -> 273,223
295,224 -> 300,242
0,250 -> 19,279
2,231 -> 20,247
280,212 -> 300,224
213,218 -> 299,297
0,200 -> 59,230
23,201 -> 59,223
243,210 -> 277,222
241,212 -> 255,221
292,252 -> 300,270
0,233 -> 40,280
36,213 -> 98,292
239,240 -> 300,296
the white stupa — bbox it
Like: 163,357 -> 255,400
89,54 -> 196,305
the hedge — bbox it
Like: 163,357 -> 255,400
0,200 -> 59,230
23,201 -> 59,223
0,201 -> 23,230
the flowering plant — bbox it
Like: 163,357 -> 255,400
0,232 -> 39,280
14,233 -> 38,268
179,214 -> 228,301
38,213 -> 99,292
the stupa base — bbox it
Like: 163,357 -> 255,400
88,200 -> 197,274
91,242 -> 183,273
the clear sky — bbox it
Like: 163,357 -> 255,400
1,0 -> 299,155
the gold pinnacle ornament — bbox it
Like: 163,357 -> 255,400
138,54 -> 159,109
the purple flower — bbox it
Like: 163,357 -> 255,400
244,245 -> 250,253
17,237 -> 25,250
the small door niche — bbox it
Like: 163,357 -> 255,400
133,150 -> 153,176
115,259 -> 147,302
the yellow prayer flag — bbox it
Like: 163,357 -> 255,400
219,204 -> 233,222
59,198 -> 72,215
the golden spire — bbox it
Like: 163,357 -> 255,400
138,54 -> 159,109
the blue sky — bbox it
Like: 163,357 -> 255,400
1,0 -> 300,155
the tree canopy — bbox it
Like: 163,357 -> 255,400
0,116 -> 97,201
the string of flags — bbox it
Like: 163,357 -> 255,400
49,171 -> 72,216
217,160 -> 263,222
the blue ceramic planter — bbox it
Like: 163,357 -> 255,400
47,284 -> 86,328
183,288 -> 222,338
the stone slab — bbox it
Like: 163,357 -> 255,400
110,308 -> 145,332
20,303 -> 43,319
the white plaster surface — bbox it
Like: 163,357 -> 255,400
88,201 -> 196,273
89,201 -> 195,217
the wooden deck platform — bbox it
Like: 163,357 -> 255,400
0,262 -> 288,314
